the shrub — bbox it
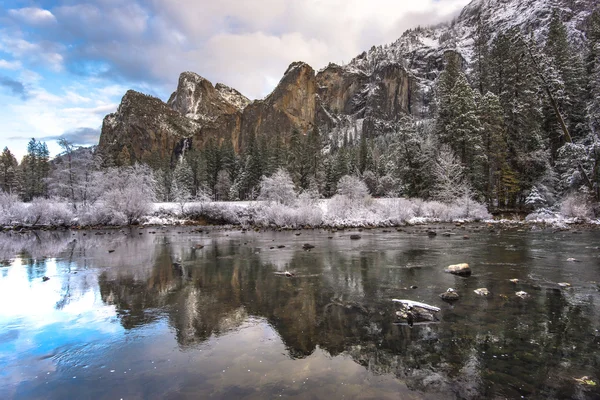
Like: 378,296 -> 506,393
25,197 -> 75,226
559,194 -> 593,219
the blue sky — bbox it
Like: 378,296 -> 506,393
0,0 -> 469,160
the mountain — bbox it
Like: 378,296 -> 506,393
96,0 -> 596,166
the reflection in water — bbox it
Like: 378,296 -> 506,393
1,227 -> 600,399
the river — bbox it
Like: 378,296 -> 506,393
1,225 -> 599,399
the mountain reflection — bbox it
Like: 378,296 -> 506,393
2,227 -> 600,398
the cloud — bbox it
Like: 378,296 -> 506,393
0,76 -> 28,99
0,35 -> 64,72
8,7 -> 56,25
2,0 -> 469,99
0,59 -> 22,70
43,127 -> 101,146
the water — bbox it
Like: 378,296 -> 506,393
1,225 -> 599,399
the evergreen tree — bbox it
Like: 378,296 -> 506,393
479,92 -> 509,207
447,73 -> 485,196
436,51 -> 462,144
472,14 -> 491,95
489,29 -> 547,206
20,138 -> 50,201
204,138 -> 222,198
0,147 -> 19,194
184,148 -> 205,198
543,9 -> 587,147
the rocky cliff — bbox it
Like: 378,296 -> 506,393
97,0 -> 595,164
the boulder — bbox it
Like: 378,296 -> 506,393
445,263 -> 471,276
439,288 -> 459,302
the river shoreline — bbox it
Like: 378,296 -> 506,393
1,218 -> 599,234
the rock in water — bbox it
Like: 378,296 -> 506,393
509,278 -> 519,284
439,288 -> 459,302
302,243 -> 315,250
350,234 -> 361,240
42,276 -> 50,282
558,282 -> 571,288
474,288 -> 491,297
516,291 -> 530,299
445,263 -> 471,277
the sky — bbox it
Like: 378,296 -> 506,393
0,0 -> 471,160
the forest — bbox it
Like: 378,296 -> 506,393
1,9 -> 599,226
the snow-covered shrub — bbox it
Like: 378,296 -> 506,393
525,208 -> 560,222
25,197 -> 74,226
0,192 -> 26,225
77,203 -> 126,226
449,195 -> 491,220
420,200 -> 451,220
559,194 -> 593,219
375,198 -> 416,224
100,164 -> 156,225
185,203 -> 246,225
258,169 -> 297,206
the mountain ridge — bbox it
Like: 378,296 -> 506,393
96,0 -> 596,166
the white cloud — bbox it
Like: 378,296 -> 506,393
142,0 -> 470,98
0,34 -> 64,72
8,7 -> 56,25
0,59 -> 22,70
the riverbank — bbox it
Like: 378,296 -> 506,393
1,198 -> 598,232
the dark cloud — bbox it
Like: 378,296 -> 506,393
43,127 -> 101,146
0,76 -> 28,99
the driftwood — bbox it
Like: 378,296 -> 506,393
392,299 -> 441,312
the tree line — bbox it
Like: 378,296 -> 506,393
2,9 -> 599,215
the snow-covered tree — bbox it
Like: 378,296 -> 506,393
258,168 -> 297,206
100,164 -> 156,224
432,145 -> 469,203
336,175 -> 370,201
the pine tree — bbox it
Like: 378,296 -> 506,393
436,51 -> 462,144
479,92 -> 508,207
543,9 -> 587,146
447,73 -> 485,196
472,14 -> 491,95
204,138 -> 222,198
20,138 -> 50,201
489,29 -> 547,205
0,147 -> 19,194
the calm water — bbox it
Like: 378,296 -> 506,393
1,225 -> 599,399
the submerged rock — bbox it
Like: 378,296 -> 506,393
439,288 -> 459,302
474,288 -> 491,297
302,243 -> 315,250
445,263 -> 471,277
350,234 -> 361,240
